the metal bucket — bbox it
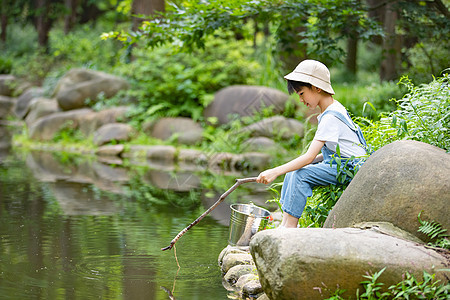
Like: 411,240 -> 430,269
228,204 -> 271,247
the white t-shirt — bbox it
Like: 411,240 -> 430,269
314,100 -> 366,158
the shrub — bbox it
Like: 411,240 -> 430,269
390,74 -> 450,152
48,23 -> 124,71
113,35 -> 263,122
405,40 -> 450,85
0,56 -> 12,74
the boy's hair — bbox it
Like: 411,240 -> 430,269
287,80 -> 312,95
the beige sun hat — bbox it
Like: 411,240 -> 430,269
284,59 -> 335,95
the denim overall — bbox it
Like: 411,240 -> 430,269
280,110 -> 368,219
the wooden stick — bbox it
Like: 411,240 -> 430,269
161,177 -> 258,251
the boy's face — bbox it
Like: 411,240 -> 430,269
296,86 -> 320,109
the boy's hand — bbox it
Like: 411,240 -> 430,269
256,169 -> 279,185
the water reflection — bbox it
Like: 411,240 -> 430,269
0,145 -> 274,299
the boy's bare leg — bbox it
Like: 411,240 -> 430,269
281,212 -> 299,228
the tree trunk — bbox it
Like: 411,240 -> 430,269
346,36 -> 358,76
0,14 -> 7,42
380,1 -> 399,81
35,0 -> 52,50
64,0 -> 78,34
131,0 -> 165,31
127,0 -> 165,62
0,0 -> 7,42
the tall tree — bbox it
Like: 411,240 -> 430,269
380,1 -> 400,81
0,0 -> 7,42
367,0 -> 449,81
131,0 -> 165,31
0,0 -> 26,43
34,0 -> 64,50
106,0 -> 381,70
64,0 -> 78,34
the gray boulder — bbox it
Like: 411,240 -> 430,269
324,140 -> 450,242
144,117 -> 204,145
235,152 -> 271,171
79,106 -> 130,136
242,137 -> 282,153
53,68 -> 129,111
177,149 -> 208,169
224,265 -> 258,287
0,74 -> 16,96
93,123 -> 134,146
250,228 -> 449,300
241,280 -> 264,299
0,96 -> 14,119
28,108 -> 92,141
14,87 -> 44,119
204,85 -> 290,125
241,116 -> 304,140
221,253 -> 255,274
25,97 -> 60,126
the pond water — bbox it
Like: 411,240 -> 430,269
0,146 -> 273,300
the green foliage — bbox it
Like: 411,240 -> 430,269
301,184 -> 345,228
104,0 -> 381,66
358,267 -> 391,299
418,212 -> 450,250
326,268 -> 450,300
52,121 -> 88,145
0,57 -> 12,74
298,0 -> 383,65
113,35 -> 262,121
391,75 -> 450,152
333,80 -> 404,119
48,23 -> 124,71
201,118 -> 252,154
405,41 -> 450,85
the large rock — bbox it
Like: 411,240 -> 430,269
242,137 -> 282,153
14,87 -> 44,119
250,228 -> 449,300
28,108 -> 92,141
241,116 -> 304,140
204,85 -> 290,125
145,117 -> 204,145
53,68 -> 129,111
0,96 -> 14,119
324,140 -> 450,242
79,106 -> 130,136
24,97 -> 60,126
92,123 -> 134,146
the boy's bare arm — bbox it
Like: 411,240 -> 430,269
257,140 -> 325,184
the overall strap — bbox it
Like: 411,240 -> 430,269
321,110 -> 368,147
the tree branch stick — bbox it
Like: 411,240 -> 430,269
161,177 -> 257,251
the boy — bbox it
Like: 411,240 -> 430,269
256,60 -> 367,228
